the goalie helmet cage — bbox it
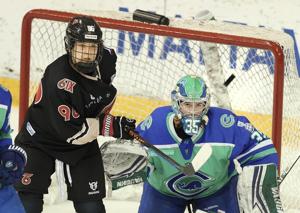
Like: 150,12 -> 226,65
19,9 -> 300,209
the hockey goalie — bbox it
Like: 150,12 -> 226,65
110,75 -> 283,213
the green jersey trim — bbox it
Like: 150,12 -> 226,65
0,105 -> 8,129
240,148 -> 277,165
0,132 -> 11,140
236,139 -> 273,160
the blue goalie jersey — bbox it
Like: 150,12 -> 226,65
136,106 -> 278,199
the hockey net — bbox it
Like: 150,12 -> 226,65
19,9 -> 300,211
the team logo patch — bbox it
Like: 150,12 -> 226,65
140,116 -> 152,131
166,172 -> 212,199
88,181 -> 100,195
22,173 -> 34,185
57,78 -> 76,93
89,181 -> 98,191
5,161 -> 14,169
220,114 -> 235,128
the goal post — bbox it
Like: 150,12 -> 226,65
19,9 -> 300,209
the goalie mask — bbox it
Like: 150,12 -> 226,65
65,16 -> 104,75
171,75 -> 210,136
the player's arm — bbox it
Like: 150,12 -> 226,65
99,48 -> 117,85
0,144 -> 27,187
234,116 -> 278,167
135,115 -> 156,175
46,78 -> 135,145
234,116 -> 283,212
0,86 -> 27,187
0,85 -> 13,147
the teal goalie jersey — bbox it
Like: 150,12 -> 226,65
136,106 -> 278,200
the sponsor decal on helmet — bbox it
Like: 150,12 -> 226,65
84,34 -> 98,40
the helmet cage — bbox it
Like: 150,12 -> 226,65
172,92 -> 210,121
70,42 -> 102,73
64,16 -> 104,74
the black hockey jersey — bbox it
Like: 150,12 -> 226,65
15,48 -> 117,165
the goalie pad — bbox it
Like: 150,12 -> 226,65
99,137 -> 148,190
237,164 -> 284,213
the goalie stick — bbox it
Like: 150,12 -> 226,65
127,130 -> 212,176
278,154 -> 300,186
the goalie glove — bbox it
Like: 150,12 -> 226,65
99,114 -> 136,140
99,138 -> 147,191
0,145 -> 27,187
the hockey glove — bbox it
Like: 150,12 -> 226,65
0,145 -> 27,186
99,114 -> 136,140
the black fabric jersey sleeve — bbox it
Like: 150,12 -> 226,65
99,48 -> 117,85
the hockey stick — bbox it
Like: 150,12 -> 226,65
278,155 -> 300,186
190,143 -> 212,173
127,130 -> 212,176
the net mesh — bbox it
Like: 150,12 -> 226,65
21,10 -> 300,210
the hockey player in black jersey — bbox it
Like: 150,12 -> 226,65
15,15 -> 136,213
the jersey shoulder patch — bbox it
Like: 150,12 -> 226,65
209,107 -> 236,129
140,115 -> 153,131
219,113 -> 235,128
139,106 -> 171,131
